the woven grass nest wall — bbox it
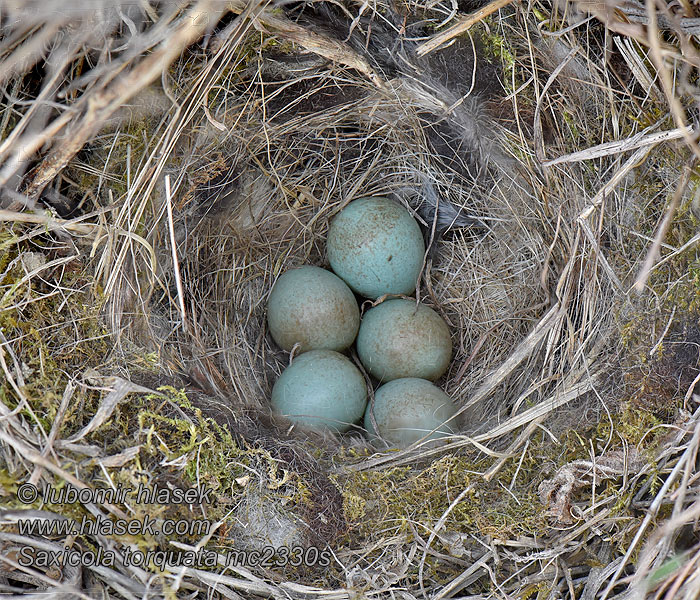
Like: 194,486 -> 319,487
2,0 -> 700,597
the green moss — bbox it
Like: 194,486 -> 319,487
476,20 -> 521,96
593,402 -> 664,450
339,455 -> 546,558
478,23 -> 516,74
0,249 -> 319,569
562,110 -> 581,140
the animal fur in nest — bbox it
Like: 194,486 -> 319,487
280,3 -> 518,246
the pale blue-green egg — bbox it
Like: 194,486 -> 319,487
271,350 -> 367,433
357,298 -> 452,382
327,197 -> 425,299
267,265 -> 360,353
364,378 -> 458,448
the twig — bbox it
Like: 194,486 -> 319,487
543,125 -> 692,167
164,174 -> 189,334
251,9 -> 387,90
415,0 -> 516,57
577,145 -> 651,221
645,0 -> 700,161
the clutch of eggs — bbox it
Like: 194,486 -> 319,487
266,197 -> 456,438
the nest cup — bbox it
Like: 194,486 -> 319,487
164,33 -> 554,447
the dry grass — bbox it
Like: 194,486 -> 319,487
1,0 -> 700,598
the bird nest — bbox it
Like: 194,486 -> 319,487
1,0 -> 700,598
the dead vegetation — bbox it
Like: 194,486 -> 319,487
1,0 -> 700,597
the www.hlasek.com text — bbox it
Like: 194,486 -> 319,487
17,514 -> 210,538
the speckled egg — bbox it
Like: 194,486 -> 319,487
267,265 -> 360,353
356,298 -> 452,382
364,378 -> 458,448
327,197 -> 425,299
271,350 -> 367,433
